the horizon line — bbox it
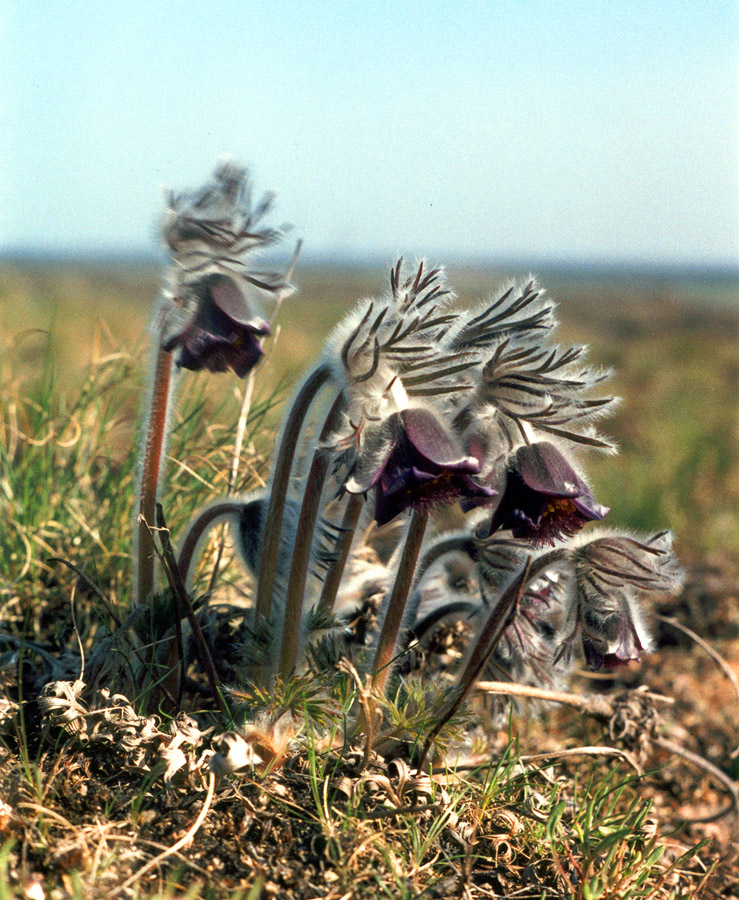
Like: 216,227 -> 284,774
1,246 -> 738,278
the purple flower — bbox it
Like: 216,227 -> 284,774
579,592 -> 650,670
555,531 -> 682,670
488,441 -> 608,546
159,162 -> 292,379
568,530 -> 682,669
162,273 -> 271,378
347,407 -> 496,527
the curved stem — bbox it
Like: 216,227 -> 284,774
653,737 -> 739,823
413,535 -> 476,585
135,346 -> 174,606
177,500 -> 246,588
416,556 -> 536,771
410,600 -> 477,644
317,492 -> 365,614
278,390 -> 346,679
253,363 -> 332,627
370,508 -> 429,694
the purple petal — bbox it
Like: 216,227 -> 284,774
573,496 -> 610,521
517,442 -> 581,498
209,274 -> 271,334
402,408 -> 481,473
177,329 -> 264,377
490,442 -> 607,545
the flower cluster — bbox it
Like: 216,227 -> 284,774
405,525 -> 682,691
324,260 -> 613,544
142,165 -> 684,741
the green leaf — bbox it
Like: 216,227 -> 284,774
545,800 -> 566,841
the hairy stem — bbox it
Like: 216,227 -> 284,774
370,508 -> 429,693
135,346 -> 174,606
317,492 -> 365,614
278,391 -> 345,679
416,556 -> 532,771
253,363 -> 332,627
177,500 -> 246,588
414,534 -> 476,585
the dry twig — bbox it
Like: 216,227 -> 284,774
112,772 -> 216,897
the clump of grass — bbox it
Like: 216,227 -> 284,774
0,725 -> 720,898
0,328 -> 283,593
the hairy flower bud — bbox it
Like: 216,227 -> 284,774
558,530 -> 684,669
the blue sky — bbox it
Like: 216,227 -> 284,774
2,0 -> 738,265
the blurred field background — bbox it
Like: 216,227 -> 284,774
2,256 -> 737,565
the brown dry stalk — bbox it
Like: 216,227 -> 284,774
520,745 -> 644,775
113,771 -> 216,897
655,613 -> 739,703
474,680 -> 615,714
102,835 -> 211,878
136,345 -> 173,606
429,745 -> 644,776
337,658 -> 375,772
154,504 -> 226,713
416,559 -> 532,772
475,680 -> 738,823
654,737 -> 739,824
16,802 -> 77,831
364,802 -> 445,820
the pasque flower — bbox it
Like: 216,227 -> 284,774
489,441 -> 608,546
136,162 -> 291,607
162,273 -> 271,377
557,530 -> 683,669
578,590 -> 651,670
159,161 -> 292,379
346,406 -> 496,526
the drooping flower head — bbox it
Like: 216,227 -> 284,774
345,406 -> 496,526
159,162 -> 293,377
327,260 -> 493,524
488,441 -> 608,546
163,272 -> 271,377
558,530 -> 684,669
579,591 -> 651,670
